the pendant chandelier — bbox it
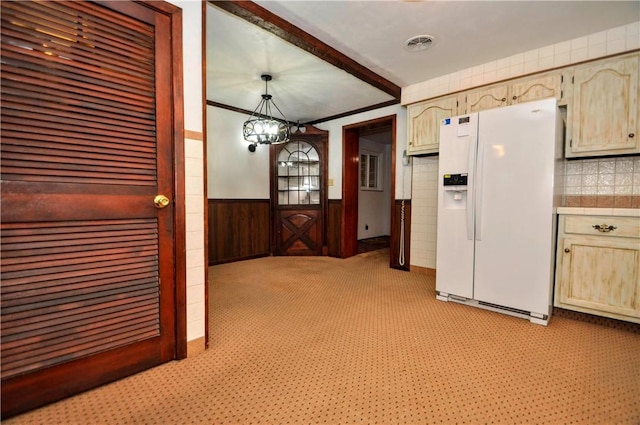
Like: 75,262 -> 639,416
243,74 -> 290,146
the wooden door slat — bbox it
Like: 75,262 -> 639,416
1,71 -> 155,116
1,308 -> 158,345
1,301 -> 159,339
0,78 -> 153,116
1,131 -> 156,154
2,272 -> 158,298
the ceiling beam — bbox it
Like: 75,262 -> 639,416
208,0 -> 401,100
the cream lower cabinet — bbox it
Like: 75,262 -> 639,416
555,214 -> 640,323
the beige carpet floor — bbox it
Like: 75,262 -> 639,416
5,248 -> 640,424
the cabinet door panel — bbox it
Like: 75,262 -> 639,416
511,74 -> 562,104
278,209 -> 322,255
558,236 -> 640,320
568,56 -> 640,156
465,85 -> 508,113
407,96 -> 458,155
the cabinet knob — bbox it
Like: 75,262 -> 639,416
629,133 -> 635,138
512,95 -> 518,100
564,248 -> 570,253
501,97 -> 506,102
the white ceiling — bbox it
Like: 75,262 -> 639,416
206,1 -> 639,124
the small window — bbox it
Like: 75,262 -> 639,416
360,151 -> 382,191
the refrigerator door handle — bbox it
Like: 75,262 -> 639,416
475,138 -> 485,241
466,133 -> 476,241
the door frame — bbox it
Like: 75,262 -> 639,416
341,115 -> 396,263
142,0 -> 188,362
129,0 -> 187,360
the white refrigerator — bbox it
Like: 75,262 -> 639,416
435,98 -> 563,325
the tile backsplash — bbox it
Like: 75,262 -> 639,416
562,156 -> 640,208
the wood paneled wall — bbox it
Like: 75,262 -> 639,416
390,199 -> 411,270
327,199 -> 342,257
208,198 -> 410,266
208,199 -> 270,265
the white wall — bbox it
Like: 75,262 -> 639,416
357,139 -> 391,239
207,106 -> 270,199
171,0 -> 202,132
167,0 -> 205,344
207,104 -> 409,202
315,104 -> 409,200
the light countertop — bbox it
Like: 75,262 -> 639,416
557,207 -> 640,217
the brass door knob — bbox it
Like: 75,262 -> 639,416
154,194 -> 170,209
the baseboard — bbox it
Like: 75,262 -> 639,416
209,253 -> 270,266
553,307 -> 640,334
409,265 -> 436,277
187,337 -> 206,357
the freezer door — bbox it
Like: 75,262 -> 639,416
473,98 -> 558,315
435,114 -> 478,299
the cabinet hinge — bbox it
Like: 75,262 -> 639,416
561,75 -> 563,83
560,90 -> 563,99
571,76 -> 574,84
570,139 -> 572,147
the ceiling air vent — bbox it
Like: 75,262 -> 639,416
405,35 -> 435,52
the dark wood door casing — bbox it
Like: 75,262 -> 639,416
0,0 -> 185,417
270,126 -> 329,256
341,115 -> 398,262
341,128 -> 360,258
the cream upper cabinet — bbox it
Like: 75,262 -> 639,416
510,73 -> 563,105
565,54 -> 640,157
406,94 -> 459,155
463,72 -> 562,114
465,85 -> 508,113
555,214 -> 640,323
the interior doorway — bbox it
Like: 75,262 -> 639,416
341,115 -> 396,266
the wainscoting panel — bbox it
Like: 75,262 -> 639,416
327,200 -> 342,258
208,199 -> 270,265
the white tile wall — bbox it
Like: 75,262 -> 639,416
184,137 -> 206,341
402,21 -> 640,105
410,156 -> 439,269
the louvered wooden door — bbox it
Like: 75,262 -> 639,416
1,1 -> 178,417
